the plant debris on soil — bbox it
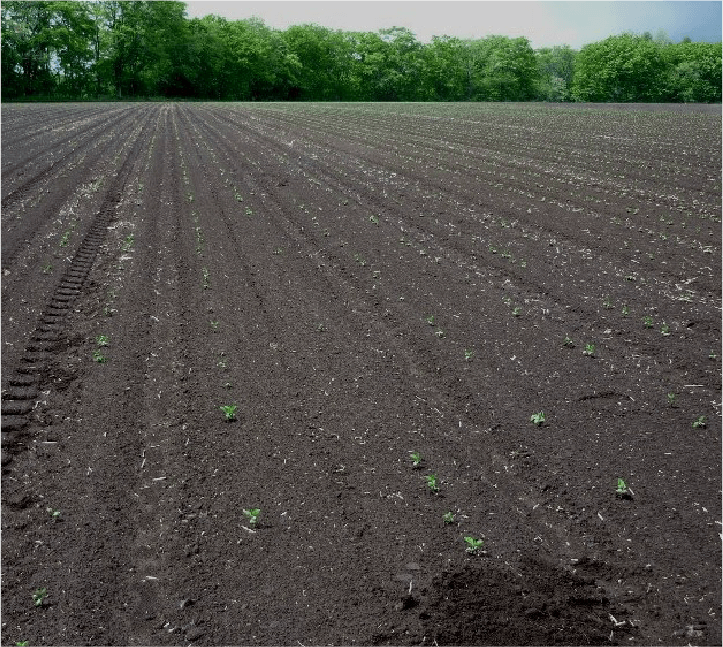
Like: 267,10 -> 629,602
1,102 -> 720,646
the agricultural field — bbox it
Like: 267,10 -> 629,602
1,101 -> 721,646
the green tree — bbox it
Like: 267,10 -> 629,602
536,45 -> 577,101
571,33 -> 666,102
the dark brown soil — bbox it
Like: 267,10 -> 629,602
2,102 -> 721,646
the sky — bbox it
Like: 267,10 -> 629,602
183,0 -> 723,48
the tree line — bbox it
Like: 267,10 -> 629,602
2,1 -> 721,103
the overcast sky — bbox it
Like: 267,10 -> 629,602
183,1 -> 722,48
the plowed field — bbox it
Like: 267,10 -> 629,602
2,102 -> 721,646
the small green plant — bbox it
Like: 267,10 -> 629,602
59,231 -> 70,247
202,267 -> 210,289
217,357 -> 228,369
92,350 -> 107,363
121,233 -> 134,251
583,343 -> 595,356
464,349 -> 474,361
245,207 -> 253,216
409,451 -> 422,468
369,214 -> 379,225
563,335 -> 575,348
46,507 -> 61,521
273,247 -> 283,255
243,508 -> 260,527
434,329 -> 446,338
210,321 -> 219,330
220,404 -> 238,421
660,323 -> 670,336
442,511 -> 455,524
425,474 -> 439,493
16,641 -> 29,646
317,323 -> 326,332
353,253 -> 366,266
667,392 -> 676,407
642,315 -> 654,329
32,588 -> 47,607
709,350 -> 717,360
603,297 -> 613,309
530,411 -> 546,426
511,306 -> 521,317
621,305 -> 630,316
425,315 -> 435,326
464,536 -> 484,553
692,415 -> 707,429
615,478 -> 631,498
42,263 -> 53,274
96,335 -> 109,347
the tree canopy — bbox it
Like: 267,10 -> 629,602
1,1 -> 720,102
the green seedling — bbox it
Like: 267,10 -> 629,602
583,343 -> 595,356
615,478 -> 632,498
642,315 -> 654,329
511,307 -> 521,317
563,335 -> 575,348
709,351 -> 717,360
92,350 -> 107,363
202,268 -> 210,289
409,452 -> 422,468
425,474 -> 439,493
243,508 -> 260,527
96,335 -> 109,347
317,323 -> 326,332
464,536 -> 484,553
603,297 -> 613,309
42,263 -> 53,274
273,247 -> 283,255
442,511 -> 455,524
59,231 -> 70,247
660,323 -> 670,336
464,349 -> 474,361
245,207 -> 253,216
217,358 -> 228,369
220,404 -> 237,421
32,588 -> 47,607
210,321 -> 219,330
353,253 -> 366,266
369,215 -> 379,225
621,305 -> 630,316
667,393 -> 676,407
16,641 -> 29,646
425,315 -> 435,326
121,234 -> 134,251
46,507 -> 61,521
692,415 -> 707,429
434,329 -> 446,338
530,411 -> 546,427
235,192 -> 243,202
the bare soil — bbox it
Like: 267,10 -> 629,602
2,102 -> 721,646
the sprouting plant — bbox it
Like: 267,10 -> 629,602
273,247 -> 283,255
369,215 -> 379,225
642,315 -> 654,329
511,306 -> 521,317
16,641 -> 29,646
667,393 -> 676,407
563,335 -> 575,348
210,321 -> 219,330
371,269 -> 381,279
583,343 -> 595,356
46,507 -> 61,521
519,259 -> 527,268
317,323 -> 326,332
59,231 -> 70,247
409,451 -> 422,468
442,512 -> 455,524
464,349 -> 474,361
235,192 -> 243,202
660,323 -> 670,336
425,474 -> 439,493
32,588 -> 47,607
202,267 -> 210,289
42,263 -> 53,274
220,404 -> 237,421
245,207 -> 253,216
464,536 -> 484,553
96,335 -> 109,347
217,357 -> 227,369
353,253 -> 366,266
121,234 -> 134,251
603,297 -> 613,309
530,411 -> 546,426
692,415 -> 707,429
434,329 -> 446,338
425,315 -> 435,326
92,350 -> 107,363
709,350 -> 717,360
615,478 -> 631,498
621,305 -> 630,316
243,508 -> 260,527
